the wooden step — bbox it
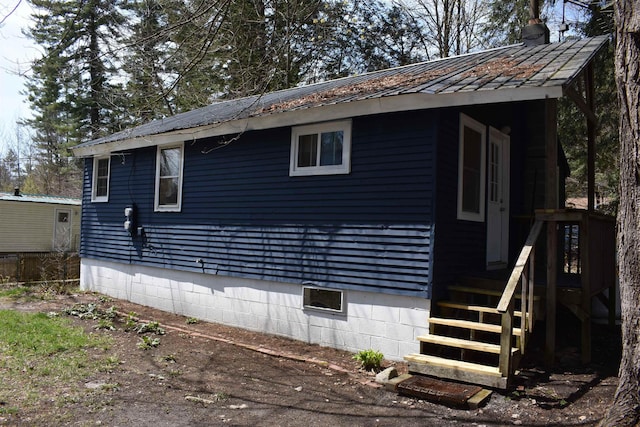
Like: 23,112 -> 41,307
429,317 -> 522,335
417,334 -> 520,355
405,353 -> 501,376
458,275 -> 508,291
405,353 -> 508,389
437,301 -> 525,318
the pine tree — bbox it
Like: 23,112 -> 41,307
306,1 -> 426,80
0,150 -> 17,191
24,0 -> 125,195
162,0 -> 231,111
121,0 -> 182,122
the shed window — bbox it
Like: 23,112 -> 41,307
303,287 -> 345,313
155,143 -> 184,212
91,156 -> 110,202
290,120 -> 351,176
457,114 -> 486,222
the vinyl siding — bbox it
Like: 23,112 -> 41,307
431,109 -> 487,299
0,201 -> 81,253
431,102 -> 545,300
80,111 -> 436,297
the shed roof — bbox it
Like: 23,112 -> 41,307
73,35 -> 609,157
0,192 -> 81,206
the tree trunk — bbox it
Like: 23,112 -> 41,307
599,2 -> 640,425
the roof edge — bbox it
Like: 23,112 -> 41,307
73,86 -> 563,157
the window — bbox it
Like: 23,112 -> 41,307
155,143 -> 184,212
303,286 -> 345,313
91,156 -> 110,202
290,120 -> 351,176
457,114 -> 486,222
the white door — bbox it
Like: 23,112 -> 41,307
486,128 -> 510,269
53,209 -> 72,251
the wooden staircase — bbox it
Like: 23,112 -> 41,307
405,220 -> 544,389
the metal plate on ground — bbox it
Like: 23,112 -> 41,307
397,375 -> 484,407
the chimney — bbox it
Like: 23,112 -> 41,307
522,0 -> 550,46
14,187 -> 21,197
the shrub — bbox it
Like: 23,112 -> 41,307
353,349 -> 384,372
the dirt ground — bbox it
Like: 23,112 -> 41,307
0,291 -> 619,426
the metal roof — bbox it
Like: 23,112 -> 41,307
73,35 -> 609,157
0,192 -> 81,206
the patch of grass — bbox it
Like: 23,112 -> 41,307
0,285 -> 32,299
99,355 -> 121,373
353,349 -> 384,372
185,317 -> 199,325
100,383 -> 120,392
0,406 -> 19,415
0,310 -> 92,361
94,318 -> 115,331
0,309 -> 111,415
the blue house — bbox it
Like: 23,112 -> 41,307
72,35 -> 614,388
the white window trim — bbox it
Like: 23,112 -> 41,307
302,285 -> 346,314
289,120 -> 352,176
91,155 -> 110,203
154,142 -> 184,212
457,114 -> 486,222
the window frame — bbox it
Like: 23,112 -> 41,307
457,114 -> 487,222
91,155 -> 111,203
154,142 -> 185,212
289,120 -> 352,176
302,286 -> 346,314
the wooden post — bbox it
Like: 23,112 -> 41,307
528,249 -> 536,331
586,64 -> 596,212
580,214 -> 592,364
544,98 -> 559,368
545,220 -> 558,368
545,98 -> 559,209
521,271 -> 527,351
16,254 -> 21,282
500,300 -> 514,377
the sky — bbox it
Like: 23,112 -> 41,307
0,0 -> 36,155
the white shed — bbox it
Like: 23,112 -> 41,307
0,190 -> 81,253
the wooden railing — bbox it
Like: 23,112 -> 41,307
496,219 -> 543,376
496,209 -> 616,375
536,209 -> 617,298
